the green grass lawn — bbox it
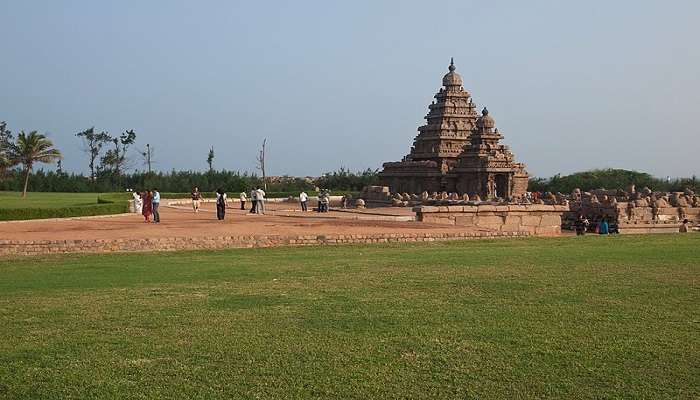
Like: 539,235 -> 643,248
1,235 -> 698,399
0,192 -> 130,221
0,191 -> 103,209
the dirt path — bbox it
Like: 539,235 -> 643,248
0,202 -> 484,242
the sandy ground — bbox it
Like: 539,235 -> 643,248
0,202 -> 481,242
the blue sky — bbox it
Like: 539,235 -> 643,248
1,0 -> 698,178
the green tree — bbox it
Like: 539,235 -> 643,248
102,129 -> 137,176
10,131 -> 62,197
207,146 -> 215,172
76,128 -> 111,179
0,121 -> 16,177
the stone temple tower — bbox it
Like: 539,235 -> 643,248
450,108 -> 529,199
378,59 -> 479,193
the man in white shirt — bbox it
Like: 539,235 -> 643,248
239,191 -> 247,210
256,187 -> 266,214
299,191 -> 308,212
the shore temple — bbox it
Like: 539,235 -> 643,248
378,59 -> 528,199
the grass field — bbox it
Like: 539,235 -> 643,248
0,191 -> 103,209
0,192 -> 129,221
1,235 -> 698,399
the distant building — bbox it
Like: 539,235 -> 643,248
378,59 -> 528,199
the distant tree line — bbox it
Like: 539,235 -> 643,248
316,167 -> 379,191
0,168 -> 379,194
529,169 -> 699,194
2,120 -> 381,195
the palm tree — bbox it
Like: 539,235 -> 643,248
11,131 -> 62,197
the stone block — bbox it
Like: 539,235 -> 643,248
454,216 -> 475,226
504,215 -> 522,226
476,215 -> 505,226
540,214 -> 562,227
521,215 -> 542,226
535,226 -> 561,236
477,205 -> 497,212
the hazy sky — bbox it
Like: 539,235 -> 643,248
1,0 -> 698,178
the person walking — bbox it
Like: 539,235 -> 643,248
191,186 -> 202,213
299,191 -> 308,212
142,190 -> 152,223
239,191 -> 247,210
249,188 -> 257,214
216,188 -> 227,220
598,218 -> 609,235
151,188 -> 161,223
256,187 -> 266,214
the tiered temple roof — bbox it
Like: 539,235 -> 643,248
451,108 -> 528,198
379,59 -> 529,198
404,58 -> 478,171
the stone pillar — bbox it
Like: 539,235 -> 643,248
507,175 -> 513,199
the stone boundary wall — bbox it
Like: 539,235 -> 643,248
0,231 -> 530,257
414,204 -> 568,236
564,202 -> 700,234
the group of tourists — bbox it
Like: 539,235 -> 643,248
187,187 -> 270,221
575,215 -> 692,235
245,187 -> 267,215
317,190 -> 330,213
135,187 -> 335,223
574,215 -> 617,236
132,189 -> 161,223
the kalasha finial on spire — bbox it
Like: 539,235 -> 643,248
482,107 -> 489,116
449,57 -> 455,71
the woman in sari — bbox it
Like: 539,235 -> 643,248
142,190 -> 153,222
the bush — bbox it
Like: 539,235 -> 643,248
529,169 -> 699,194
0,196 -> 129,221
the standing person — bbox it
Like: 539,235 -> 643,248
239,190 -> 247,210
133,191 -> 143,215
152,188 -> 161,223
256,187 -> 266,214
574,215 -> 587,236
249,187 -> 258,214
216,188 -> 227,220
142,190 -> 152,223
191,186 -> 202,213
320,192 -> 330,213
679,218 -> 690,233
299,191 -> 308,212
598,218 -> 609,235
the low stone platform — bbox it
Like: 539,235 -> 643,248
414,204 -> 568,235
0,231 -> 530,257
0,202 -> 535,257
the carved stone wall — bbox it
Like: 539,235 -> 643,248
415,204 -> 567,236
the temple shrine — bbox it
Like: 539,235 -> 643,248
378,59 -> 528,199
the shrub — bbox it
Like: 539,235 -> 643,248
0,196 -> 129,221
